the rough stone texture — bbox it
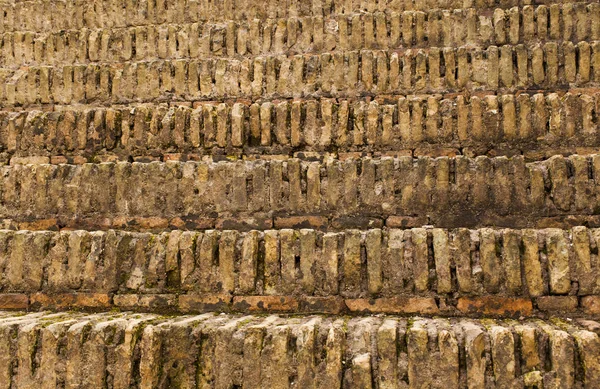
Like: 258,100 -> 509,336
0,228 -> 597,317
2,0 -> 600,385
1,227 -> 600,298
3,155 -> 600,228
0,311 -> 598,388
2,92 -> 600,163
1,3 -> 599,67
3,0 -> 598,29
1,44 -> 600,107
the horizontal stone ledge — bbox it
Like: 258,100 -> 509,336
3,154 -> 600,223
4,0 -> 587,34
11,213 -> 600,232
8,145 -> 600,166
3,43 -> 600,107
2,292 -> 600,317
2,227 -> 600,299
2,91 -> 600,158
2,3 -> 599,67
1,310 -> 600,388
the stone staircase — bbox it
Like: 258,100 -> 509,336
1,0 -> 600,387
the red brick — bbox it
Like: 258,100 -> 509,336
0,294 -> 28,310
30,293 -> 111,310
17,218 -> 58,231
576,319 -> 600,333
457,296 -> 533,317
338,152 -> 367,160
170,101 -> 192,107
74,217 -> 113,230
345,297 -> 439,315
185,153 -> 202,161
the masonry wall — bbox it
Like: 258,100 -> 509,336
1,227 -> 600,317
2,4 -> 600,65
1,312 -> 600,389
0,92 -> 599,164
2,43 -> 600,107
4,155 -> 600,229
2,0 -> 600,387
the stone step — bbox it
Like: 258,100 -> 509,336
2,92 -> 599,163
0,228 -> 599,317
1,0 -> 589,33
2,3 -> 599,67
2,43 -> 599,107
0,311 -> 599,388
1,155 -> 600,228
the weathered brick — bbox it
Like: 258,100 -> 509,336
178,294 -> 232,313
345,297 -> 438,314
457,296 -> 533,317
582,296 -> 600,315
29,293 -> 111,310
232,296 -> 299,312
0,294 -> 28,309
537,296 -> 578,312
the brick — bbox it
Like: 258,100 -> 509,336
582,296 -> 600,315
215,217 -> 273,231
298,297 -> 345,314
536,296 -> 578,312
345,297 -> 439,314
2,48 -> 598,107
0,293 -> 28,309
178,294 -> 232,313
10,156 -> 50,165
114,294 -> 177,311
232,296 -> 299,312
274,216 -> 328,229
29,293 -> 111,310
457,297 -> 533,317
16,218 -> 59,231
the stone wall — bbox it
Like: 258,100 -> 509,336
1,227 -> 600,316
2,0 -> 600,386
2,44 -> 600,106
2,92 -> 599,162
2,312 -> 600,388
3,156 -> 600,228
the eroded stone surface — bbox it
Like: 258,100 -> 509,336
0,311 -> 599,388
